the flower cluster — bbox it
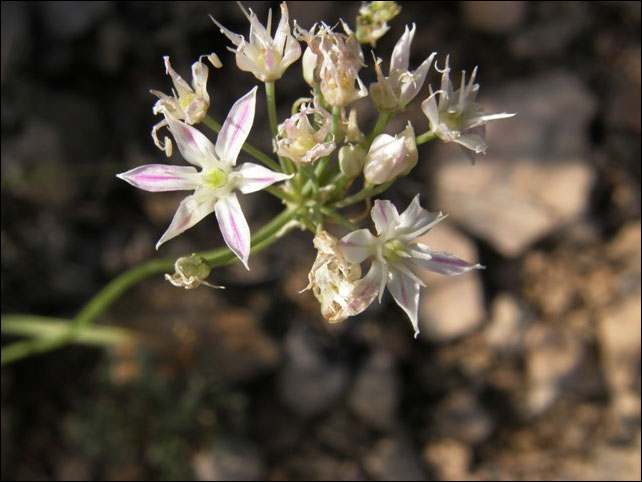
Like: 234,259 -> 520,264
117,1 -> 514,338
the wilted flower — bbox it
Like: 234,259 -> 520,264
276,100 -> 336,165
165,254 -> 224,289
338,196 -> 483,337
421,56 -> 515,157
150,54 -> 221,157
369,24 -> 436,112
296,21 -> 367,106
356,1 -> 401,46
363,122 -> 418,185
303,230 -> 369,323
117,88 -> 292,268
212,2 -> 301,82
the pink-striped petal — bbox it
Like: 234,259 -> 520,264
387,267 -> 421,337
164,113 -> 218,169
409,244 -> 484,276
234,162 -> 293,194
395,195 -> 442,239
215,87 -> 257,166
371,199 -> 400,237
116,164 -> 199,192
338,229 -> 377,264
347,260 -> 383,315
214,193 -> 251,269
155,190 -> 218,249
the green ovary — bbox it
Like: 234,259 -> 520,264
204,168 -> 228,189
383,239 -> 405,263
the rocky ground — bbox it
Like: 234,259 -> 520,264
1,1 -> 640,480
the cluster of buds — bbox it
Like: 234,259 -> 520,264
117,1 -> 514,338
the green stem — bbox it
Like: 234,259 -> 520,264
332,180 -> 394,209
202,115 -> 281,172
415,131 -> 436,145
1,208 -> 300,366
265,82 -> 295,175
321,207 -> 359,231
1,316 -> 135,346
366,111 -> 392,144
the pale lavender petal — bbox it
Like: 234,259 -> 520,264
338,229 -> 377,264
390,24 -> 414,73
215,193 -> 251,269
155,190 -> 217,249
215,87 -> 257,166
387,267 -> 421,337
164,56 -> 192,98
303,141 -> 336,164
371,199 -> 400,237
117,164 -> 199,192
164,113 -> 217,169
421,90 -> 440,131
347,260 -> 383,315
396,195 -> 443,239
234,162 -> 293,194
409,243 -> 484,276
399,52 -> 436,107
455,132 -> 487,154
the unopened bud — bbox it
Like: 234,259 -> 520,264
338,144 -> 366,178
363,123 -> 417,185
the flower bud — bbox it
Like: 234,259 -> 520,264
363,123 -> 417,185
338,144 -> 366,178
356,1 -> 401,46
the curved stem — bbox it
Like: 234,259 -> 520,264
202,115 -> 281,172
321,207 -> 359,231
415,131 -> 436,145
365,111 -> 392,144
331,180 -> 394,209
1,208 -> 300,366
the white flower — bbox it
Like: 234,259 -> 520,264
150,54 -> 221,156
369,24 -> 436,112
212,2 -> 301,82
338,195 -> 483,337
421,56 -> 515,157
117,87 -> 292,269
276,100 -> 335,165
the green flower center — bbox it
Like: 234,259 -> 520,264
383,239 -> 405,263
204,168 -> 228,190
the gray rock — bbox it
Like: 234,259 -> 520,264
278,324 -> 350,418
525,323 -> 585,416
419,273 -> 486,342
348,350 -> 400,430
192,439 -> 265,481
431,391 -> 494,444
363,434 -> 426,481
486,293 -> 530,353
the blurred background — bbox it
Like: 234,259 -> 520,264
1,1 -> 640,480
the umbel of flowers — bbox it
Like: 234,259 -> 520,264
117,1 -> 514,338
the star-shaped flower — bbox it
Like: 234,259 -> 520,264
117,87 -> 292,269
212,2 -> 301,82
421,56 -> 515,158
338,195 -> 483,337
